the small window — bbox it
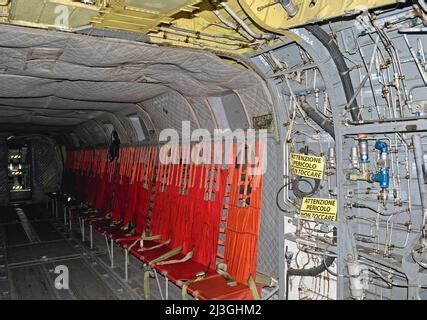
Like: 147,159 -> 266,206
208,96 -> 230,130
128,114 -> 148,141
208,91 -> 249,131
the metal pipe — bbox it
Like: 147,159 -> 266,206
69,207 -> 72,231
82,219 -> 85,242
212,8 -> 255,41
219,2 -> 276,40
90,224 -> 93,249
111,238 -> 114,268
412,135 -> 427,239
344,36 -> 380,119
399,27 -> 427,33
403,34 -> 427,85
355,35 -> 381,118
148,33 -> 244,51
125,249 -> 128,282
158,27 -> 252,47
167,25 -> 250,42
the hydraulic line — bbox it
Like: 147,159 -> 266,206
299,101 -> 335,138
289,257 -> 336,278
412,135 -> 427,239
219,2 -> 276,40
157,27 -> 254,47
403,34 -> 427,85
304,25 -> 361,122
286,255 -> 335,299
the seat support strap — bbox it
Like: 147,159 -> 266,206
181,271 -> 207,300
248,275 -> 260,300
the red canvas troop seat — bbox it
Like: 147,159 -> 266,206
64,142 -> 266,300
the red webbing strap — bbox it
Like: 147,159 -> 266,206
222,141 -> 264,285
190,164 -> 228,267
95,149 -> 110,212
123,146 -> 138,226
119,148 -> 131,221
111,148 -> 125,221
167,145 -> 194,253
149,160 -> 179,242
134,147 -> 156,234
152,142 -> 228,272
89,149 -> 100,206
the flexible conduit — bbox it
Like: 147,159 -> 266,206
304,25 -> 361,122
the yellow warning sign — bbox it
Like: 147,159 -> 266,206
290,153 -> 325,179
299,197 -> 337,221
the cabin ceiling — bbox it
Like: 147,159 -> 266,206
0,24 -> 272,145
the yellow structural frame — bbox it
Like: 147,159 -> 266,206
238,0 -> 398,34
0,0 -> 400,54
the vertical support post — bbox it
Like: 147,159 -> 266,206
278,211 -> 286,299
90,224 -> 93,249
105,235 -> 112,266
63,205 -> 67,228
111,238 -> 114,268
125,249 -> 128,282
154,270 -> 164,300
82,219 -> 85,242
69,208 -> 72,232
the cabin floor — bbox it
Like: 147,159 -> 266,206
0,203 -> 182,300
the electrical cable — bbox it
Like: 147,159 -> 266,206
276,182 -> 290,212
291,176 -> 321,198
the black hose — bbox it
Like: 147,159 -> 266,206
305,25 -> 361,122
288,255 -> 335,277
286,255 -> 335,300
300,103 -> 335,138
286,227 -> 337,299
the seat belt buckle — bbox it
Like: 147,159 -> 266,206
226,280 -> 237,287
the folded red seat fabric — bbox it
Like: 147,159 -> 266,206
114,146 -> 156,244
130,244 -> 173,262
186,274 -> 255,300
154,255 -> 217,284
186,152 -> 265,300
121,161 -> 187,288
153,165 -> 228,286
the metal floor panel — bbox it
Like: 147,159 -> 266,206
31,221 -> 62,242
7,240 -> 79,265
10,265 -> 56,300
4,224 -> 28,246
20,204 -> 51,221
65,258 -> 118,300
93,233 -> 184,300
3,203 -> 187,300
0,206 -> 18,224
